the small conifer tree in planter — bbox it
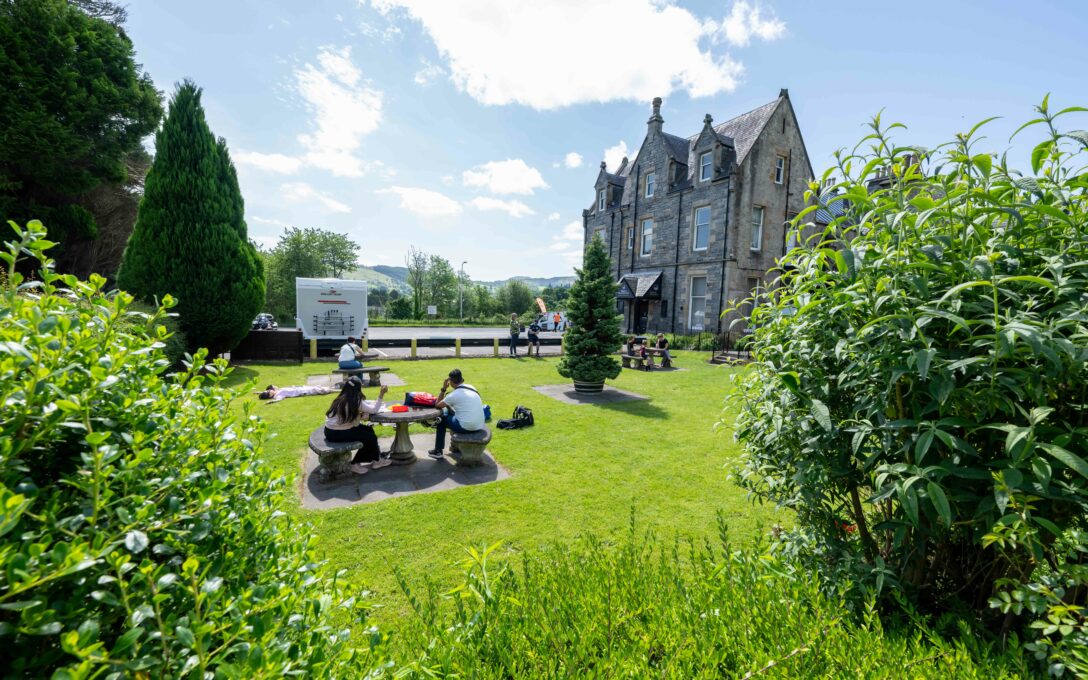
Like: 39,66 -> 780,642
558,235 -> 624,393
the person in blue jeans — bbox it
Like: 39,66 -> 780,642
428,368 -> 485,458
508,313 -> 520,357
338,336 -> 364,369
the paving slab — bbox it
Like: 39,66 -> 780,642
532,384 -> 648,405
300,432 -> 508,509
305,371 -> 406,387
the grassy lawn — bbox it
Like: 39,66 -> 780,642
227,352 -> 781,637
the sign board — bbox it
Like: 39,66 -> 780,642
296,278 -> 368,340
427,305 -> 437,316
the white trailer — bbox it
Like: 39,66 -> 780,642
295,278 -> 368,340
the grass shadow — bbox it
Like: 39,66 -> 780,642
596,398 -> 669,419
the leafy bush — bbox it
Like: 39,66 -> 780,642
731,101 -> 1088,670
0,222 -> 378,676
399,522 -> 1027,677
557,236 -> 623,384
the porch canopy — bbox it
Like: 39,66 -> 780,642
616,271 -> 663,301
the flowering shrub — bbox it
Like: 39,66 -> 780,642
730,100 -> 1088,673
0,221 -> 379,676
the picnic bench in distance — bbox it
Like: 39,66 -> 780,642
331,365 -> 390,386
308,426 -> 357,479
619,347 -> 671,371
450,426 -> 492,467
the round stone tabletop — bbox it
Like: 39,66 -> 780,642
369,406 -> 441,425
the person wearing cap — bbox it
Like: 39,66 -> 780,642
428,368 -> 485,458
338,336 -> 365,370
324,376 -> 391,474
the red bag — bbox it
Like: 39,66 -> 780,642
404,391 -> 437,407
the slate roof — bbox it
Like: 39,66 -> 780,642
661,132 -> 691,161
616,271 -> 663,299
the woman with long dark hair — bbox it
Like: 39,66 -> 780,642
324,377 -> 390,474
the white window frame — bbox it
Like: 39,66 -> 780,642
775,156 -> 785,184
699,152 -> 712,182
751,206 -> 764,251
692,205 -> 710,252
645,171 -> 655,198
688,275 -> 707,330
640,218 -> 653,257
598,189 -> 606,211
627,226 -> 634,250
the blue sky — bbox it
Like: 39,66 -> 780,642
126,0 -> 1087,280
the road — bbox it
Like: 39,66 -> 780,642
367,326 -> 565,340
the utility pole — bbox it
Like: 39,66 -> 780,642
459,261 -> 467,322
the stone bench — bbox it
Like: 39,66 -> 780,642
331,366 -> 390,386
620,354 -> 649,370
308,426 -> 359,480
450,426 -> 492,467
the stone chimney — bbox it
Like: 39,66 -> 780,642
647,97 -> 664,136
617,156 -> 629,174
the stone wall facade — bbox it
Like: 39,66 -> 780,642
583,91 -> 814,337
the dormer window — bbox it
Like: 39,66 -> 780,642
598,189 -> 606,211
645,172 -> 655,198
699,152 -> 712,181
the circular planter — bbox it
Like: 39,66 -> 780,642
572,379 -> 605,394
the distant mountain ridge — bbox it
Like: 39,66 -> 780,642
346,265 -> 573,292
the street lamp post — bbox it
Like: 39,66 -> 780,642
459,261 -> 467,322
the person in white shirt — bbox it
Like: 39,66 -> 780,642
338,336 -> 364,369
258,384 -> 336,402
324,377 -> 391,474
428,368 -> 485,458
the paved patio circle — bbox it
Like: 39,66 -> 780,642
300,432 -> 509,509
532,384 -> 648,405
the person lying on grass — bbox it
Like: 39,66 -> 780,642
324,376 -> 391,475
258,384 -> 336,403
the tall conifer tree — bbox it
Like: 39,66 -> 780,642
118,81 -> 264,355
558,235 -> 624,385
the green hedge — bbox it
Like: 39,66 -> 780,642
0,222 -> 378,676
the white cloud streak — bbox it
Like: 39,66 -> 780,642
602,141 -> 630,172
376,186 -> 463,216
469,196 -> 535,218
563,152 -> 583,169
235,151 -> 303,174
370,0 -> 786,109
281,182 -> 351,213
462,158 -> 548,195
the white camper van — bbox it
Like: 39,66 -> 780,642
295,278 -> 368,339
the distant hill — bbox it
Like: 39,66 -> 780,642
348,265 -> 573,293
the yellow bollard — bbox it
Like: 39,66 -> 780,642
410,338 -> 417,359
309,338 -> 317,359
493,338 -> 499,357
362,336 -> 369,352
560,335 -> 565,356
455,337 -> 461,358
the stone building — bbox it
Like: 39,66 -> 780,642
582,89 -> 814,335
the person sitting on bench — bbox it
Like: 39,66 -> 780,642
324,376 -> 391,474
655,333 -> 672,366
428,368 -> 485,458
258,384 -> 336,402
338,336 -> 365,370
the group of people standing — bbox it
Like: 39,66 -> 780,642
507,312 -> 564,358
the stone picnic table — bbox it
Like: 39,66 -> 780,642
370,406 -> 442,465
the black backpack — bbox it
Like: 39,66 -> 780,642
497,405 -> 534,430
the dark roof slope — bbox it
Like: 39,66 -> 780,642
695,98 -> 780,164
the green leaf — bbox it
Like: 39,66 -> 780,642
1031,140 -> 1052,174
779,371 -> 801,395
915,348 -> 936,380
124,530 -> 148,554
810,399 -> 832,432
927,482 -> 952,528
1038,443 -> 1088,479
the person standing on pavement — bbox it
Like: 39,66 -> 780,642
527,320 -> 542,357
508,313 -> 520,357
553,311 -> 562,332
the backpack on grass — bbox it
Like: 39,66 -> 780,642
497,405 -> 534,430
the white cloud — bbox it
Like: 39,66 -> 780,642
281,182 -> 351,213
469,197 -> 535,218
712,1 -> 786,47
376,186 -> 463,217
250,216 -> 292,228
235,151 -> 303,174
295,46 -> 383,177
251,234 -> 280,250
556,220 -> 583,243
413,58 -> 444,85
370,0 -> 785,108
462,158 -> 548,195
603,141 -> 630,172
547,212 -> 561,221
563,152 -> 583,169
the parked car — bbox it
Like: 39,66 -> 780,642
534,311 -> 568,331
252,313 -> 278,330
